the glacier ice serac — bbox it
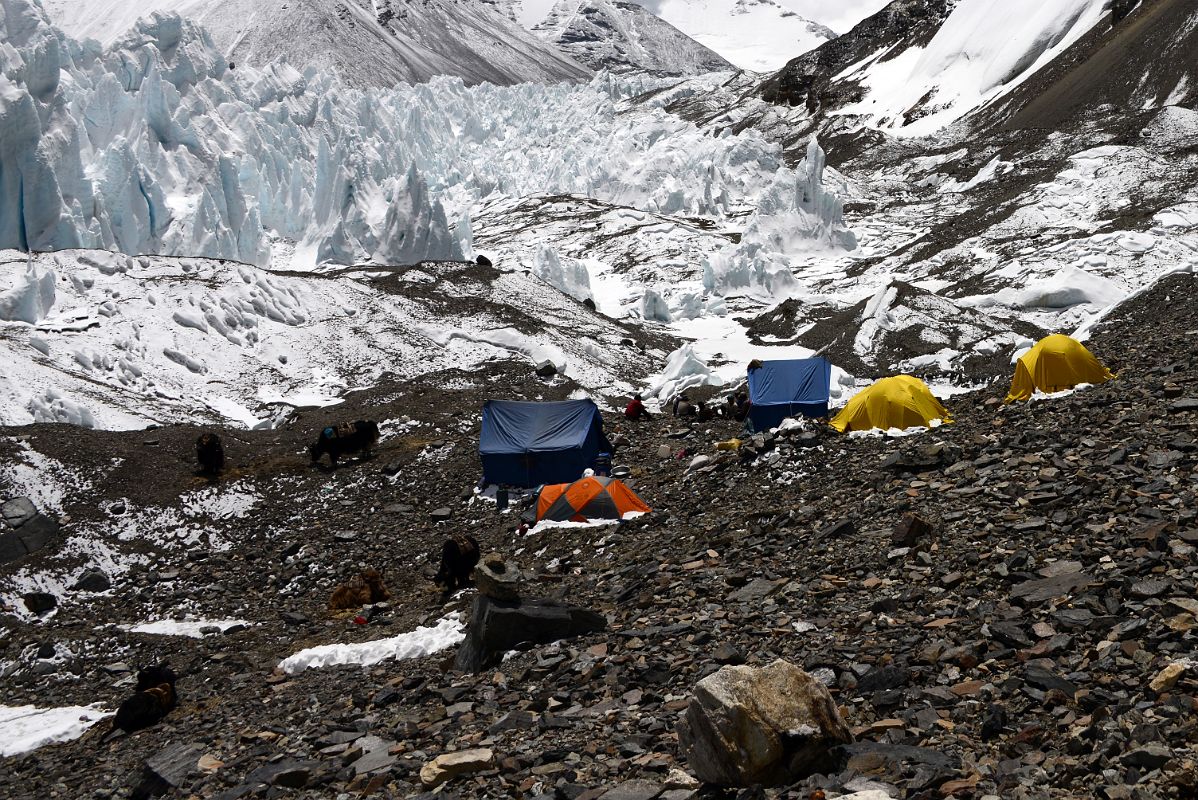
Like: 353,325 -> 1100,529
704,139 -> 857,300
0,1 -> 842,273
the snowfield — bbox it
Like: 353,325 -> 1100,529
0,703 -> 112,756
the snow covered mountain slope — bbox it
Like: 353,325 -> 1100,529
630,0 -> 836,72
38,0 -> 591,88
0,250 -> 656,428
980,0 -> 1198,130
824,0 -> 1110,137
533,0 -> 733,75
682,0 -> 1192,153
368,0 -> 591,86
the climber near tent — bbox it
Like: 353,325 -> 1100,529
1004,334 -> 1115,403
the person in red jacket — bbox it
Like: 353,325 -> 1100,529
624,394 -> 651,421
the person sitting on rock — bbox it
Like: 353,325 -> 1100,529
733,391 -> 750,422
624,394 -> 651,421
673,393 -> 695,418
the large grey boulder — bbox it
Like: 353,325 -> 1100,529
0,497 -> 61,565
454,593 -> 606,673
677,659 -> 853,786
2,497 -> 37,528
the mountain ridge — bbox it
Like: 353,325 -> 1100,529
38,0 -> 592,88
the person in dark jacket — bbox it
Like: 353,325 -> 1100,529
733,391 -> 750,422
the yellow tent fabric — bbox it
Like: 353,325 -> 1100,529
830,375 -> 952,433
1004,334 -> 1114,403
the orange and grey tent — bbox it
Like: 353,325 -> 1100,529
535,476 -> 651,523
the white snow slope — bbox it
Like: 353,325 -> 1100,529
629,0 -> 837,72
38,0 -> 592,89
534,0 -> 733,75
834,0 -> 1110,137
0,250 -> 661,428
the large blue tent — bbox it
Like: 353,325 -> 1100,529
746,357 -> 832,431
480,399 -> 608,487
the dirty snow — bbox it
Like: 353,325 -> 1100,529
118,619 -> 252,638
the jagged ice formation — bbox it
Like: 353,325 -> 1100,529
0,1 -> 848,272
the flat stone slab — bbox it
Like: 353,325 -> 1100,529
599,780 -> 664,800
1010,572 -> 1093,605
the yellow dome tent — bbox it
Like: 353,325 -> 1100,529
1004,334 -> 1114,403
830,375 -> 952,433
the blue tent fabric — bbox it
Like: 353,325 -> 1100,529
480,399 -> 607,487
747,357 -> 832,431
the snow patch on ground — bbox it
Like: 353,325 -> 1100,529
180,487 -> 262,520
118,619 -> 252,638
279,613 -> 465,674
530,511 -> 646,533
0,704 -> 112,757
0,442 -> 92,516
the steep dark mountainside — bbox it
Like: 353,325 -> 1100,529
979,0 -> 1198,131
533,0 -> 734,75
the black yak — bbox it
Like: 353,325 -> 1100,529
434,533 -> 480,593
114,664 -> 178,733
195,433 -> 224,475
329,568 -> 391,610
310,421 -> 379,466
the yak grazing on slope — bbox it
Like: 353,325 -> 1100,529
114,664 -> 178,733
195,433 -> 224,476
310,420 -> 379,466
434,534 -> 480,593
